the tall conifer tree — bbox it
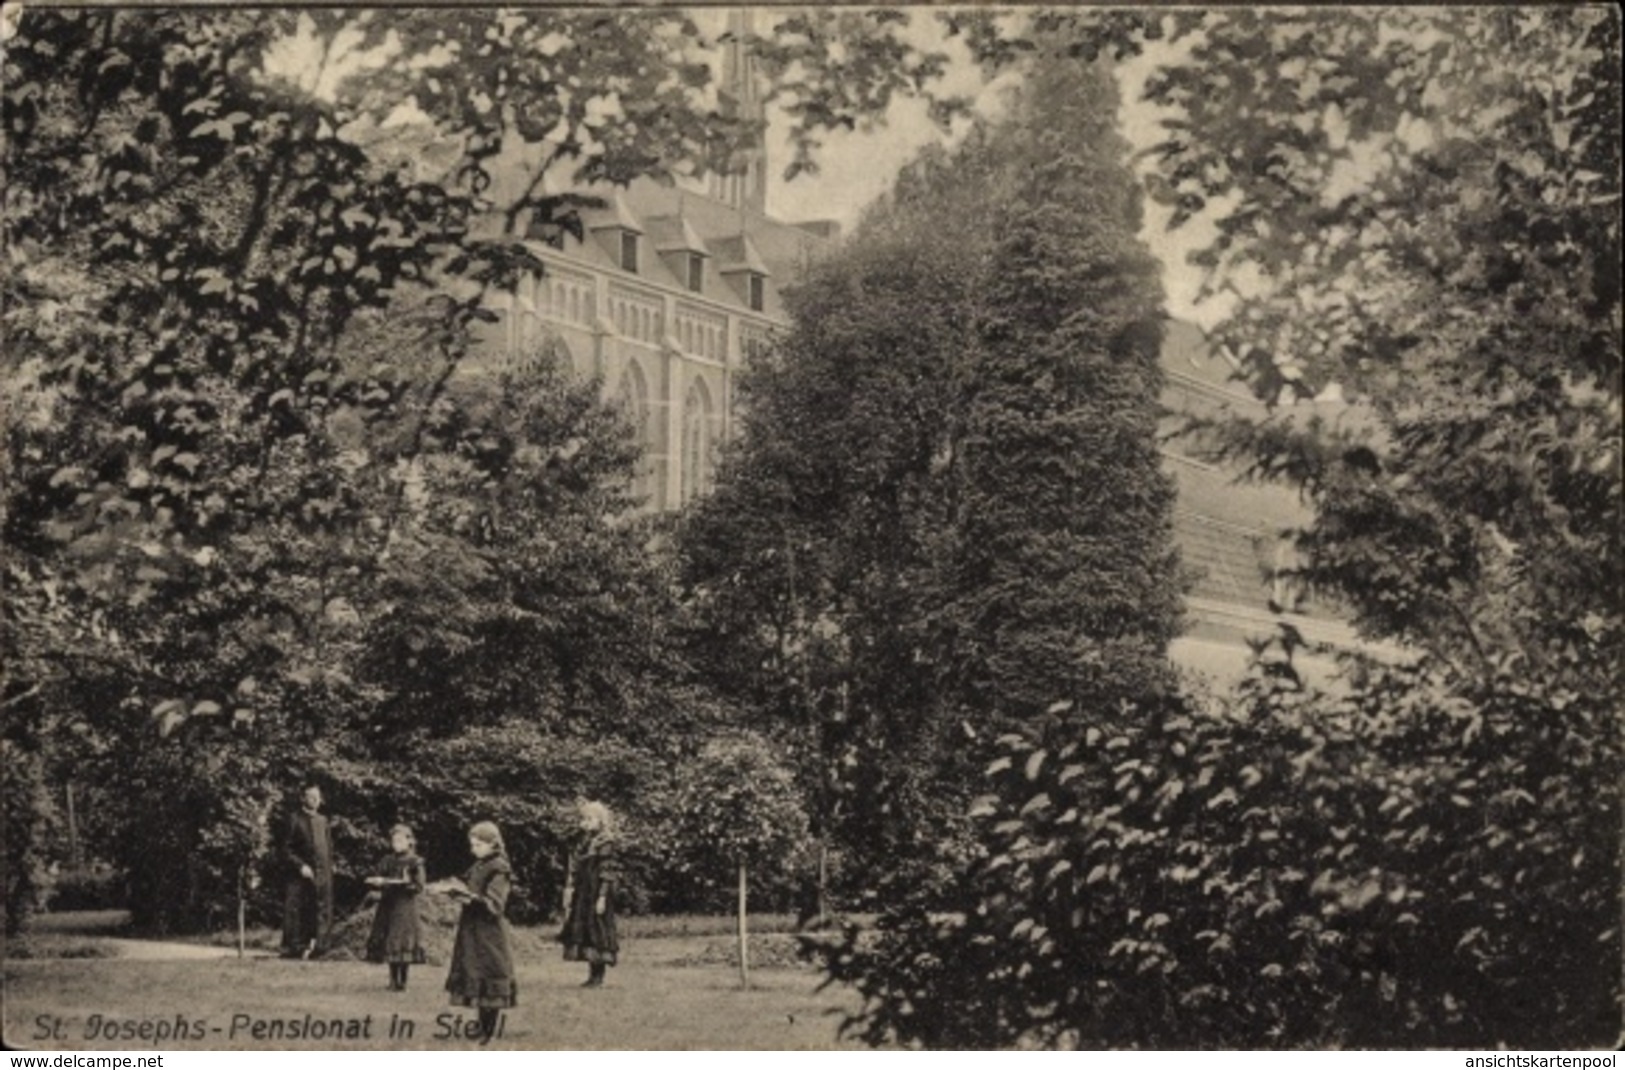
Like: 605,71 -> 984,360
680,56 -> 1181,889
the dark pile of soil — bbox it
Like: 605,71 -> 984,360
321,891 -> 464,965
322,895 -> 564,965
668,933 -> 819,971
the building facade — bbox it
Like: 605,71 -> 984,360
495,177 -> 833,512
1155,321 -> 1377,679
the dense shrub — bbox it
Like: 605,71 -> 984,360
46,866 -> 125,912
819,637 -> 1621,1048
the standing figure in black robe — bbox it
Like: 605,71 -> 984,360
280,783 -> 334,959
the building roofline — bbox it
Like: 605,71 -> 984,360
524,241 -> 786,331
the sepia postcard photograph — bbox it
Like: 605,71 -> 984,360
2,2 -> 1621,1053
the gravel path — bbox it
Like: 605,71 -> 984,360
11,913 -> 277,962
99,939 -> 272,961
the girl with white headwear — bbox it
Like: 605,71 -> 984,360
557,800 -> 621,988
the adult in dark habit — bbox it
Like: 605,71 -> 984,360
280,783 -> 335,959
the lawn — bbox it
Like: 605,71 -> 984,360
3,922 -> 873,1051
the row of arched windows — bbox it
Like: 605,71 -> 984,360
611,296 -> 662,344
675,313 -> 725,360
518,271 -> 594,326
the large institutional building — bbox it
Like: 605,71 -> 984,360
482,23 -> 1365,680
479,19 -> 829,513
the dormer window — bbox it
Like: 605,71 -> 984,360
650,214 -> 712,294
586,193 -> 645,275
524,215 -> 570,250
715,234 -> 771,314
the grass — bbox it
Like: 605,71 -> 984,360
3,923 -> 874,1051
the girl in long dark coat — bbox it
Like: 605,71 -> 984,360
444,821 -> 516,1044
365,824 -> 426,990
558,800 -> 620,988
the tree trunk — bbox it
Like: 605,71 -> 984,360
736,860 -> 750,989
65,782 -> 81,870
816,839 -> 830,927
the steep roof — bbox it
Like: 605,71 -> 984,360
619,178 -> 832,317
709,234 -> 772,276
645,214 -> 710,256
581,190 -> 644,235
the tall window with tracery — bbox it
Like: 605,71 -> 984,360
681,379 -> 715,505
616,360 -> 655,505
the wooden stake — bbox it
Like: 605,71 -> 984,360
736,860 -> 750,989
65,781 -> 81,870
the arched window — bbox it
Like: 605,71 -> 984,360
510,272 -> 539,351
519,310 -> 543,351
681,378 -> 715,505
512,327 -> 573,379
616,360 -> 655,504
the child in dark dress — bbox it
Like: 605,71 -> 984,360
558,800 -> 620,988
365,824 -> 427,990
444,821 -> 516,1045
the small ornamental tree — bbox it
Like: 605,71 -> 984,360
671,734 -> 810,988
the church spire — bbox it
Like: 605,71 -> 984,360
708,9 -> 768,215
